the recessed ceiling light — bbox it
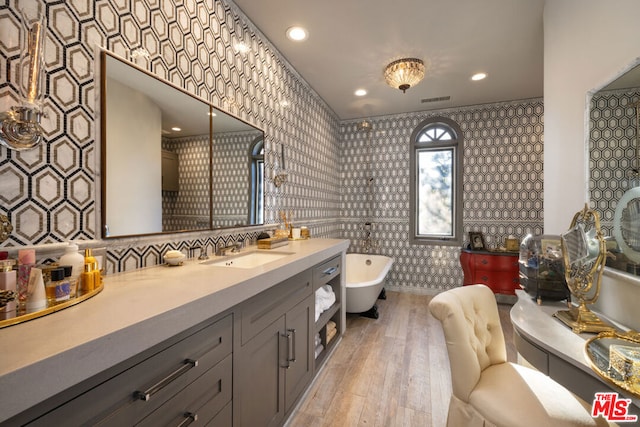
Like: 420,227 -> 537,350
354,89 -> 367,97
286,26 -> 308,41
471,72 -> 487,81
171,127 -> 182,132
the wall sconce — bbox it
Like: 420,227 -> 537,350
272,144 -> 287,187
0,10 -> 47,151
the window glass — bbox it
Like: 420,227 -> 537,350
410,118 -> 463,245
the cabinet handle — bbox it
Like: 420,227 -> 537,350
323,266 -> 337,275
177,412 -> 198,427
288,328 -> 296,364
480,259 -> 488,265
282,329 -> 296,369
134,359 -> 198,401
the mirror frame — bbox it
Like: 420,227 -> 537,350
99,50 -> 265,239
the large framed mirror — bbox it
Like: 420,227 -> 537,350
100,51 -> 264,238
589,61 -> 640,275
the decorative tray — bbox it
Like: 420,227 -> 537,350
585,330 -> 640,398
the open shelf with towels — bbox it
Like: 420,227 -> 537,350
312,255 -> 342,371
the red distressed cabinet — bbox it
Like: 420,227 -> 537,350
460,249 -> 520,295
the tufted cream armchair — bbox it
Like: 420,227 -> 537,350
429,284 -> 609,427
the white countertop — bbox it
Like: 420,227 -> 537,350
510,290 -> 595,374
511,290 -> 640,407
0,238 -> 349,422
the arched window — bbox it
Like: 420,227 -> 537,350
409,117 -> 463,245
249,137 -> 264,224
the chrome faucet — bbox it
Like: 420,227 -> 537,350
190,245 -> 209,260
198,245 -> 209,260
361,222 -> 377,253
215,241 -> 243,256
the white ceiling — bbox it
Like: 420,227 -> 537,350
232,0 -> 545,120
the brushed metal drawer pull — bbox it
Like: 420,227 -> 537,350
135,359 -> 198,401
323,266 -> 338,275
288,328 -> 296,364
177,412 -> 198,427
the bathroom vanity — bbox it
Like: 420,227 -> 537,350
0,238 -> 348,427
511,290 -> 640,414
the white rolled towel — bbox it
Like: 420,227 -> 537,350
316,285 -> 336,312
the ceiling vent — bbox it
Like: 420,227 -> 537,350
421,96 -> 451,103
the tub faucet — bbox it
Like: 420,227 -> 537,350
362,234 -> 377,254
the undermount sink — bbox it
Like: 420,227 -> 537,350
202,251 -> 294,269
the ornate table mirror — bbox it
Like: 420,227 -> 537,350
554,204 -> 615,333
585,330 -> 640,398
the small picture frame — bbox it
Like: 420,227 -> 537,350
469,232 -> 486,250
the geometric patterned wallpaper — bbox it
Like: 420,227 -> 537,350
0,0 -> 344,275
589,89 -> 640,230
211,130 -> 262,228
341,99 -> 545,292
162,134 -> 211,232
0,1 -> 544,292
589,88 -> 640,275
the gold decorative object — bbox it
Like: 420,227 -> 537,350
383,58 -> 425,93
0,214 -> 13,243
585,330 -> 640,398
0,283 -> 103,329
554,204 -> 614,333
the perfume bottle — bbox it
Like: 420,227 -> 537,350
45,267 -> 70,305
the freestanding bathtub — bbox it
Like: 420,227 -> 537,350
345,253 -> 394,318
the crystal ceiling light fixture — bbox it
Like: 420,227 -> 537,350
0,9 -> 47,151
383,58 -> 425,93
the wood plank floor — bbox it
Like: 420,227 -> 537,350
287,290 -> 516,427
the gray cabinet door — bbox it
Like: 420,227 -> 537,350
284,295 -> 313,413
235,316 -> 286,427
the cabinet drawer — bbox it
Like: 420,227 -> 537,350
206,401 -> 232,427
312,255 -> 341,289
472,254 -> 518,272
476,270 -> 519,294
241,270 -> 312,345
514,330 -> 548,374
27,315 -> 232,427
136,354 -> 232,427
